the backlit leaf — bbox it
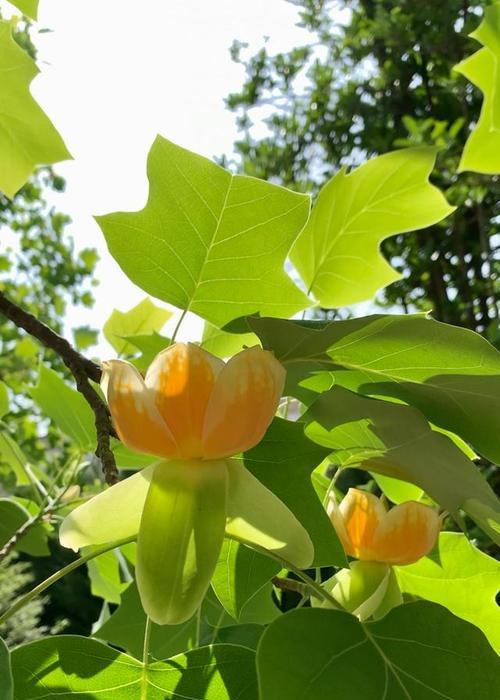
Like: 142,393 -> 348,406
0,499 -> 48,556
97,136 -> 311,327
290,148 -> 454,307
0,21 -> 70,198
103,297 -> 172,356
396,533 -> 500,653
455,5 -> 500,173
8,1 -> 38,19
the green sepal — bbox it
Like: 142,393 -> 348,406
59,464 -> 157,551
317,561 -> 403,621
136,459 -> 227,625
225,458 -> 314,569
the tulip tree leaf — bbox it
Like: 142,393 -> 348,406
248,313 -> 500,464
240,418 -> 345,567
124,333 -> 171,371
0,499 -> 49,556
11,635 -> 258,699
97,136 -> 311,327
0,431 -> 30,485
212,539 -> 280,621
201,323 -> 257,358
290,147 -> 454,308
0,21 -> 70,199
305,386 -> 499,543
257,602 -> 500,700
455,5 -> 500,173
0,637 -> 13,700
396,533 -> 500,654
9,1 -> 38,19
29,364 -> 95,449
103,297 -> 172,356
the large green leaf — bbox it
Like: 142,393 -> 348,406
396,533 -> 500,653
11,636 -> 258,699
212,539 -> 280,620
0,498 -> 49,556
103,297 -> 172,356
257,602 -> 500,700
0,637 -> 13,700
97,136 -> 311,327
239,418 -> 345,567
8,1 -> 38,19
290,148 -> 454,307
0,21 -> 70,198
29,364 -> 95,450
305,386 -> 499,542
455,5 -> 500,173
248,313 -> 500,463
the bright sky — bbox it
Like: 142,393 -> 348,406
3,0 -> 311,353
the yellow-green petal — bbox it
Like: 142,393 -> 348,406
225,459 -> 314,569
59,465 -> 157,551
136,459 -> 227,625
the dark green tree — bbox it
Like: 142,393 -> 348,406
226,0 -> 499,339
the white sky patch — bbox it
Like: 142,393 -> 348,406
2,0 -> 311,353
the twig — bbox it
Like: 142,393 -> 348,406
0,503 -> 52,561
0,291 -> 118,484
272,576 -> 309,597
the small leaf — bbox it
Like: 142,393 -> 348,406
240,418 -> 345,567
103,297 -> 172,356
123,332 -> 171,371
97,136 -> 311,327
249,313 -> 500,464
0,431 -> 30,485
137,459 -> 227,625
29,364 -> 95,449
372,474 -> 424,504
396,532 -> 500,653
0,21 -> 70,198
73,326 -> 98,351
291,148 -> 454,307
0,499 -> 48,556
11,636 -> 258,699
455,5 -> 500,173
257,602 -> 500,700
212,538 -> 280,620
201,322 -> 257,358
0,637 -> 13,700
305,386 -> 499,542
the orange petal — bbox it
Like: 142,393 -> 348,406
145,343 -> 224,459
334,488 -> 387,560
101,360 -> 178,458
202,346 -> 285,459
372,501 -> 440,565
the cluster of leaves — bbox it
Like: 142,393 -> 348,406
0,1 -> 499,699
225,0 -> 499,339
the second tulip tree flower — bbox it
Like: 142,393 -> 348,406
322,488 -> 440,620
60,343 -> 313,625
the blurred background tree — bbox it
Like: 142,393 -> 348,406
225,0 -> 499,340
0,15 -> 100,640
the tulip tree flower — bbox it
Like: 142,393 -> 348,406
328,488 -> 440,565
320,488 -> 440,620
60,343 -> 313,625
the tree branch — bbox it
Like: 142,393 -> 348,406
0,291 -> 118,484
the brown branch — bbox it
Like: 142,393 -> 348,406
272,576 -> 309,597
0,291 -> 118,485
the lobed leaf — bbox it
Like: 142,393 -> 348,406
0,21 -> 70,198
103,297 -> 172,356
290,148 -> 454,307
97,136 -> 311,327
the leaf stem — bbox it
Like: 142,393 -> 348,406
0,536 -> 136,627
170,308 -> 188,344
